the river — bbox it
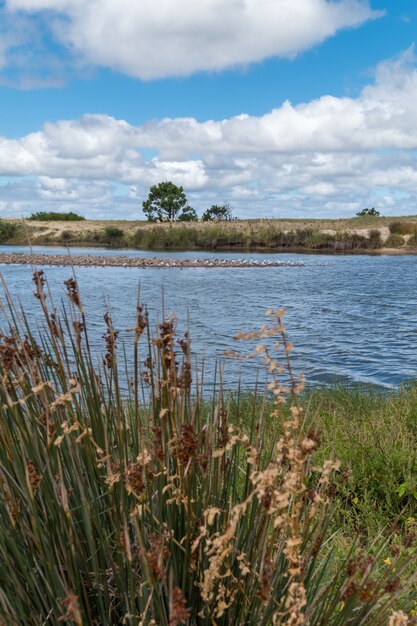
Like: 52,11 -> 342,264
0,245 -> 416,390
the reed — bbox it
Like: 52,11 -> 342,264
0,273 -> 415,625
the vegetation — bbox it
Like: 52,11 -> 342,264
101,226 -> 126,247
28,211 -> 85,221
356,208 -> 381,217
202,203 -> 234,221
0,274 -> 416,624
143,182 -> 197,222
385,234 -> 405,248
389,222 -> 417,236
0,220 -> 19,243
133,223 -> 384,251
5,215 -> 417,251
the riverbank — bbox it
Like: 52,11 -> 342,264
2,215 -> 417,252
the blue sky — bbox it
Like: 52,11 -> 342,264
0,0 -> 416,219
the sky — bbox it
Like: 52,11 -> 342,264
0,0 -> 416,220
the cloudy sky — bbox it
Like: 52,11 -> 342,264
0,0 -> 416,219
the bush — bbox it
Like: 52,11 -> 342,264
408,232 -> 417,246
389,221 -> 417,235
356,208 -> 380,217
60,230 -> 75,243
28,211 -> 85,221
368,229 -> 383,249
0,278 -> 415,624
101,226 -> 125,247
385,234 -> 405,248
0,220 -> 18,243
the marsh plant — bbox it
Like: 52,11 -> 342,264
0,272 -> 415,625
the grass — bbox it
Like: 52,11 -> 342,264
132,224 -> 386,251
0,272 -> 417,624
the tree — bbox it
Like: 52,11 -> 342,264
356,208 -> 380,217
142,182 -> 195,222
177,206 -> 198,222
202,202 -> 234,222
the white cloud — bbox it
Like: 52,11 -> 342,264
1,51 -> 417,219
1,0 -> 380,80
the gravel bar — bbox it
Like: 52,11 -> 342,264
0,253 -> 305,269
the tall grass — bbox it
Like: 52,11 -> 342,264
0,273 -> 416,625
131,223 -> 385,251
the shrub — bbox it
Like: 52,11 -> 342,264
101,226 -> 125,247
60,229 -> 75,243
28,211 -> 85,221
0,276 -> 415,624
0,220 -> 18,243
408,232 -> 417,246
389,221 -> 417,235
368,229 -> 383,249
385,234 -> 405,248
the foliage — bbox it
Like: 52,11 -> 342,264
0,276 -> 415,625
142,181 -> 194,222
202,202 -> 234,221
385,234 -> 405,248
28,211 -> 85,221
101,226 -> 126,247
177,206 -> 198,222
0,220 -> 18,243
356,208 -> 381,217
389,221 -> 417,236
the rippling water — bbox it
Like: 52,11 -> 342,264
1,245 -> 416,389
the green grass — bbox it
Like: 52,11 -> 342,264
0,276 -> 416,624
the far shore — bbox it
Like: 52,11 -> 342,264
2,215 -> 417,254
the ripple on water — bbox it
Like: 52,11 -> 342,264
0,247 -> 416,389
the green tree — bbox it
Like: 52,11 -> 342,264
202,202 -> 234,221
142,182 -> 194,222
356,207 -> 380,217
177,206 -> 198,221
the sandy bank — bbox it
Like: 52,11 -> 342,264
0,253 -> 305,269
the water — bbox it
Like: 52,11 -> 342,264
1,245 -> 416,389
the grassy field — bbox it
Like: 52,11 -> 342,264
0,273 -> 417,624
2,215 -> 417,251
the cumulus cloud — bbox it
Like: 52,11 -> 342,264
1,51 -> 417,218
1,0 -> 380,80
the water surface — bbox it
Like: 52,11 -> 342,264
1,245 -> 416,389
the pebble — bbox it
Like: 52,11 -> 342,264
1,253 -> 305,269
